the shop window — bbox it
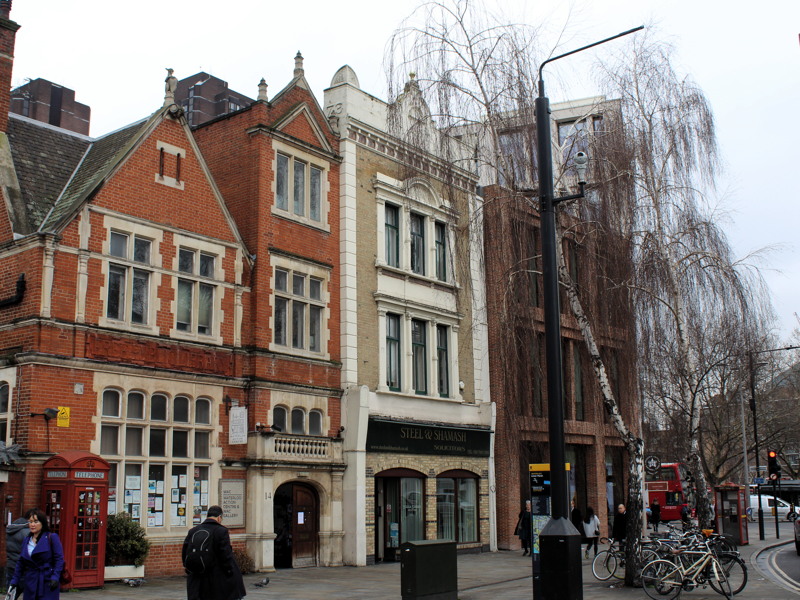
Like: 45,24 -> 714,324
436,471 -> 478,543
101,388 -> 214,526
100,425 -> 118,454
126,426 -> 143,456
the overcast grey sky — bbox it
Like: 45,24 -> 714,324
9,0 -> 799,338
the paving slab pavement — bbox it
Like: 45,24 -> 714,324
58,521 -> 799,599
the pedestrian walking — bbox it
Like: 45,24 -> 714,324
515,500 -> 532,556
5,516 -> 28,588
182,505 -> 246,600
650,498 -> 661,533
611,503 -> 627,542
582,507 -> 600,558
8,508 -> 65,600
570,500 -> 583,539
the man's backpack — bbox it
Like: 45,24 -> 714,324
184,526 -> 215,574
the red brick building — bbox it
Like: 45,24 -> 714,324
480,98 -> 641,551
0,3 -> 342,578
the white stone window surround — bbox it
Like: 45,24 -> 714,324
271,139 -> 331,232
155,140 -> 186,191
374,174 -> 456,288
268,254 -> 332,361
376,299 -> 461,402
93,375 -> 219,533
0,367 -> 16,446
170,233 -> 226,345
99,216 -> 163,336
271,390 -> 329,435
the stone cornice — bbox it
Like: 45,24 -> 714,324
344,119 -> 477,193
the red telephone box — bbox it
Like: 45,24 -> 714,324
714,483 -> 749,546
41,451 -> 109,590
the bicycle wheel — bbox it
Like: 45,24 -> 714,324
641,559 -> 682,600
707,558 -> 733,599
611,552 -> 625,580
710,554 -> 747,596
640,548 -> 660,564
591,550 -> 617,581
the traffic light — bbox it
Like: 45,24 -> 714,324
767,450 -> 780,479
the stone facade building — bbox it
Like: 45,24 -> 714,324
324,67 -> 493,565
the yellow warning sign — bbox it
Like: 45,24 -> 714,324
57,406 -> 70,427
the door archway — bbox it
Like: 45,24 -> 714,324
274,482 -> 319,568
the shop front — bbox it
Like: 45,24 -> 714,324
365,418 -> 491,563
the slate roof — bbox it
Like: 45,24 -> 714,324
6,112 -> 158,234
39,118 -> 147,231
7,115 -> 91,233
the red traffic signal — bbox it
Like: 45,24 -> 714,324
767,451 -> 780,477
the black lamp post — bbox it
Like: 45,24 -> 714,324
533,26 -> 642,600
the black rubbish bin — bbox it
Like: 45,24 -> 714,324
400,540 -> 457,600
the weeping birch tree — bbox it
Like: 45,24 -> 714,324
388,2 -> 648,583
592,35 -> 773,528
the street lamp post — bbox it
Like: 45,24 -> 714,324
533,26 -> 642,600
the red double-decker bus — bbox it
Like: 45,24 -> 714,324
645,462 -> 695,522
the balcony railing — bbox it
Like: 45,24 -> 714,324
248,432 -> 343,464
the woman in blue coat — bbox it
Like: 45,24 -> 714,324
9,508 -> 64,600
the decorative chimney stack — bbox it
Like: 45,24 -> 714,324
0,0 -> 20,133
294,51 -> 304,78
257,78 -> 268,102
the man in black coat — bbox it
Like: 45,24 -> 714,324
182,505 -> 246,600
611,503 -> 627,542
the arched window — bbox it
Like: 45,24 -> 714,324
291,408 -> 305,434
272,406 -> 287,433
308,410 -> 323,436
102,389 -> 121,417
151,394 -> 168,420
100,390 -> 214,530
174,395 -> 190,422
436,470 -> 479,543
195,398 -> 211,424
127,391 -> 145,419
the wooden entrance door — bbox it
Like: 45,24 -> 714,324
291,484 -> 318,567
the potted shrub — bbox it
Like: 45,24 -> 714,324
104,512 -> 150,580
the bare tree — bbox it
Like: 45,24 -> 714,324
592,34 -> 774,528
388,1 -> 647,583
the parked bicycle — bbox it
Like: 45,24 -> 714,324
641,538 -> 746,599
